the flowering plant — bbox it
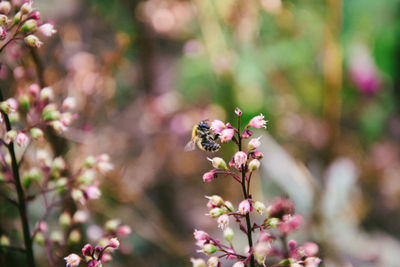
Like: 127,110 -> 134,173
191,108 -> 321,267
0,1 -> 130,266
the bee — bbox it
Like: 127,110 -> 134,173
184,120 -> 221,152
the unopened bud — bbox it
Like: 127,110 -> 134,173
13,11 -> 22,25
82,244 -> 93,256
190,258 -> 206,267
224,201 -> 235,212
30,127 -> 44,140
206,195 -> 224,206
208,256 -> 219,267
59,212 -> 71,228
51,120 -> 66,133
68,229 -> 81,244
202,244 -> 218,255
0,101 -> 11,114
20,2 -> 33,14
24,34 -> 42,48
254,201 -> 266,214
71,189 -> 84,204
0,1 -> 11,15
34,232 -> 45,246
265,218 -> 280,228
251,151 -> 264,160
209,208 -> 224,218
224,227 -> 234,242
248,137 -> 261,151
248,159 -> 260,171
40,87 -> 54,101
209,157 -> 227,170
0,235 -> 10,247
20,19 -> 37,32
105,219 -> 120,232
0,15 -> 8,25
84,156 -> 95,168
108,238 -> 120,249
50,231 -> 62,243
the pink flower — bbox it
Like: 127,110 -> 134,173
248,137 -> 261,151
219,128 -> 234,143
202,170 -> 216,182
82,244 -> 93,256
64,253 -> 81,267
39,23 -> 56,37
279,214 -> 302,234
88,260 -> 102,267
16,132 -> 29,147
101,253 -> 112,263
217,214 -> 229,229
251,151 -> 264,160
28,84 -> 40,97
248,114 -> 267,128
118,225 -> 132,236
210,119 -> 225,133
302,242 -> 319,257
267,197 -> 295,219
85,186 -> 101,200
305,257 -> 321,267
242,128 -> 253,138
193,230 -> 209,241
108,237 -> 120,249
234,151 -> 247,168
238,200 -> 251,215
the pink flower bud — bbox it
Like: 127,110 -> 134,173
216,128 -> 233,143
101,253 -> 112,262
234,151 -> 247,168
217,214 -> 229,229
206,195 -> 224,206
248,114 -> 268,129
82,244 -> 93,256
108,237 -> 120,249
193,230 -> 209,241
279,214 -> 302,234
202,170 -> 216,182
16,132 -> 29,147
248,136 -> 261,150
64,253 -> 81,267
85,186 -> 101,200
28,84 -> 40,97
39,23 -> 56,37
238,199 -> 251,215
31,11 -> 40,20
288,239 -> 297,249
267,197 -> 295,219
251,151 -> 264,160
302,242 -> 319,257
88,259 -> 102,267
62,97 -> 76,110
118,225 -> 132,236
235,107 -> 242,116
210,119 -> 225,133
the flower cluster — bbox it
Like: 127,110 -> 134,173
0,0 -> 56,50
64,237 -> 120,267
0,2 -> 130,266
191,109 -> 320,267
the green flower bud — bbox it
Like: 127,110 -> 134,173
40,87 -> 54,101
5,130 -> 17,143
207,195 -> 224,206
210,157 -> 227,170
30,128 -> 44,140
0,173 -> 4,182
68,229 -> 81,244
20,2 -> 33,14
207,256 -> 219,267
59,212 -> 71,229
265,218 -> 280,228
71,189 -> 84,203
22,172 -> 33,188
105,219 -> 120,232
56,177 -> 68,193
24,34 -> 43,48
20,19 -> 37,33
13,11 -> 22,25
0,15 -> 8,25
254,201 -> 266,215
224,227 -> 234,242
50,120 -> 66,134
50,231 -> 63,243
224,201 -> 235,212
84,156 -> 95,168
0,235 -> 10,247
34,232 -> 45,246
52,157 -> 66,173
248,159 -> 260,171
0,101 -> 11,114
209,208 -> 224,218
42,104 -> 60,121
202,244 -> 218,255
8,112 -> 19,124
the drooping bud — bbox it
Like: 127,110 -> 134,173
64,253 -> 81,267
108,237 -> 120,249
224,201 -> 235,212
209,208 -> 224,218
59,212 -> 71,228
248,114 -> 268,129
13,11 -> 22,25
248,159 -> 260,171
30,127 -> 44,140
39,23 -> 56,37
254,242 -> 270,264
202,170 -> 216,182
251,151 -> 264,160
234,151 -> 247,168
0,15 -> 8,25
207,256 -> 219,267
206,195 -> 224,206
0,101 -> 11,114
20,1 -> 33,14
254,201 -> 266,215
208,157 -> 227,170
223,227 -> 234,242
248,136 -> 261,151
0,1 -> 11,15
24,35 -> 42,48
5,130 -> 17,143
202,244 -> 218,255
219,128 -> 234,143
62,96 -> 76,110
238,200 -> 251,215
193,230 -> 209,241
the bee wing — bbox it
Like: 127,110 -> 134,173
184,139 -> 196,152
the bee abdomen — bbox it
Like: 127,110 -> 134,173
201,140 -> 220,152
